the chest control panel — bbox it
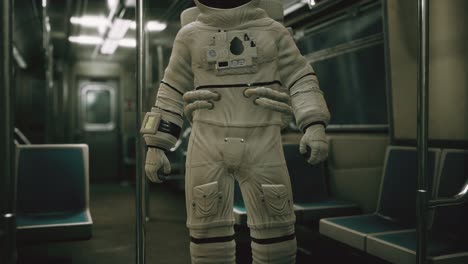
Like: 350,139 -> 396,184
206,30 -> 258,75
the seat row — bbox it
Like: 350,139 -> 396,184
233,143 -> 360,226
320,147 -> 468,264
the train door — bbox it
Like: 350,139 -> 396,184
78,78 -> 120,182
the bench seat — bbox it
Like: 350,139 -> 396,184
319,146 -> 440,250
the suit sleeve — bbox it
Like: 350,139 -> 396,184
153,27 -> 194,117
141,27 -> 194,150
276,24 -> 330,131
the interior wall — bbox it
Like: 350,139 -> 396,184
327,134 -> 389,213
387,0 -> 468,142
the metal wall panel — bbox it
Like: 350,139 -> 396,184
387,0 -> 468,142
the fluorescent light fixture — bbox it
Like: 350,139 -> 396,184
13,45 -> 27,69
119,38 -> 136,48
69,35 -> 103,45
69,35 -> 137,54
108,18 -> 132,39
101,39 -> 120,54
107,0 -> 119,11
42,0 -> 47,8
70,15 -> 109,28
310,0 -> 316,6
124,0 -> 136,7
284,2 -> 307,16
129,20 -> 167,32
147,21 -> 167,31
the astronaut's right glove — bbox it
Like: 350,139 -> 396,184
299,124 -> 328,165
183,90 -> 220,122
140,107 -> 183,182
145,147 -> 171,183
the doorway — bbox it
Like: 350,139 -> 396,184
78,78 -> 120,182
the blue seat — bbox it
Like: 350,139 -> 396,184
320,146 -> 440,250
16,144 -> 93,243
283,144 -> 359,223
233,144 -> 359,225
367,149 -> 468,264
233,182 -> 247,225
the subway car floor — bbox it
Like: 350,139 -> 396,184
17,183 -> 389,264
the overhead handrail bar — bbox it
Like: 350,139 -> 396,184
429,179 -> 468,208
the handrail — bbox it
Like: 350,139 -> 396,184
1,0 -> 15,263
416,0 -> 430,263
429,179 -> 468,208
135,0 -> 146,263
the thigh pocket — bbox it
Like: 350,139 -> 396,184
193,181 -> 221,218
261,184 -> 291,216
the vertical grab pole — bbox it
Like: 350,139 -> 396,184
0,0 -> 16,263
136,0 -> 146,263
416,0 -> 430,263
144,35 -> 151,222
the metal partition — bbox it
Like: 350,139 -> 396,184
0,0 -> 15,263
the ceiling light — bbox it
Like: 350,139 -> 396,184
13,45 -> 27,69
42,0 -> 47,8
100,38 -> 135,55
107,0 -> 119,11
129,21 -> 167,32
147,21 -> 167,31
68,36 -> 103,45
108,18 -> 132,39
284,2 -> 307,16
70,16 -> 109,28
119,38 -> 136,48
101,39 -> 120,54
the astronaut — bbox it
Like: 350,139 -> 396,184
140,0 -> 330,263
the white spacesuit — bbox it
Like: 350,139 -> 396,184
141,0 -> 330,263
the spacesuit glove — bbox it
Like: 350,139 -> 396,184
244,87 -> 290,103
244,87 -> 292,115
184,100 -> 213,122
299,124 -> 328,165
145,147 -> 171,183
183,90 -> 220,103
183,90 -> 220,122
254,97 -> 293,115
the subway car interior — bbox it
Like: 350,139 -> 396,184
1,0 -> 467,263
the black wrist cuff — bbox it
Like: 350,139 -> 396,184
302,121 -> 326,133
157,119 -> 182,139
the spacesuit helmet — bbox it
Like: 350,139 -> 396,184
196,0 -> 253,9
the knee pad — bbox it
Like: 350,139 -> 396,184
250,225 -> 297,264
189,226 -> 236,264
251,237 -> 297,264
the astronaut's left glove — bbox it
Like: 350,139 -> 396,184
299,124 -> 328,165
244,87 -> 293,115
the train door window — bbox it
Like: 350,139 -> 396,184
296,2 -> 387,131
80,84 -> 116,131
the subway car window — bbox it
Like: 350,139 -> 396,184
296,3 -> 387,128
85,90 -> 111,124
80,83 -> 116,131
3,0 -> 467,264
